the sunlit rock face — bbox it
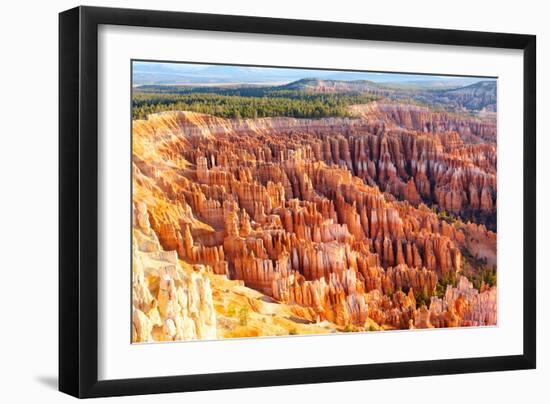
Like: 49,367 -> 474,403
132,105 -> 497,341
132,202 -> 217,343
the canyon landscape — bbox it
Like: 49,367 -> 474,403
131,62 -> 497,343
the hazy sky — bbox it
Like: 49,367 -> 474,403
133,61 -> 495,86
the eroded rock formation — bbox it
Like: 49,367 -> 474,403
132,105 -> 497,339
132,202 -> 217,342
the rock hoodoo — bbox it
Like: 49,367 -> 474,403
132,105 -> 497,341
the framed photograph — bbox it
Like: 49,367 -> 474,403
59,6 -> 536,398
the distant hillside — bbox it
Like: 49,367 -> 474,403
396,80 -> 496,112
437,80 -> 497,111
278,78 -> 496,112
135,78 -> 497,114
280,78 -> 388,94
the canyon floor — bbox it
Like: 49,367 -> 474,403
131,101 -> 497,343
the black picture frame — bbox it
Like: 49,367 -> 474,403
59,5 -> 536,398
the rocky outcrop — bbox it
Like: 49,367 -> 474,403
132,202 -> 217,342
417,276 -> 497,328
350,103 -> 497,229
350,102 -> 496,140
132,109 -> 497,336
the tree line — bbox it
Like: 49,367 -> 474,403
132,90 -> 378,120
